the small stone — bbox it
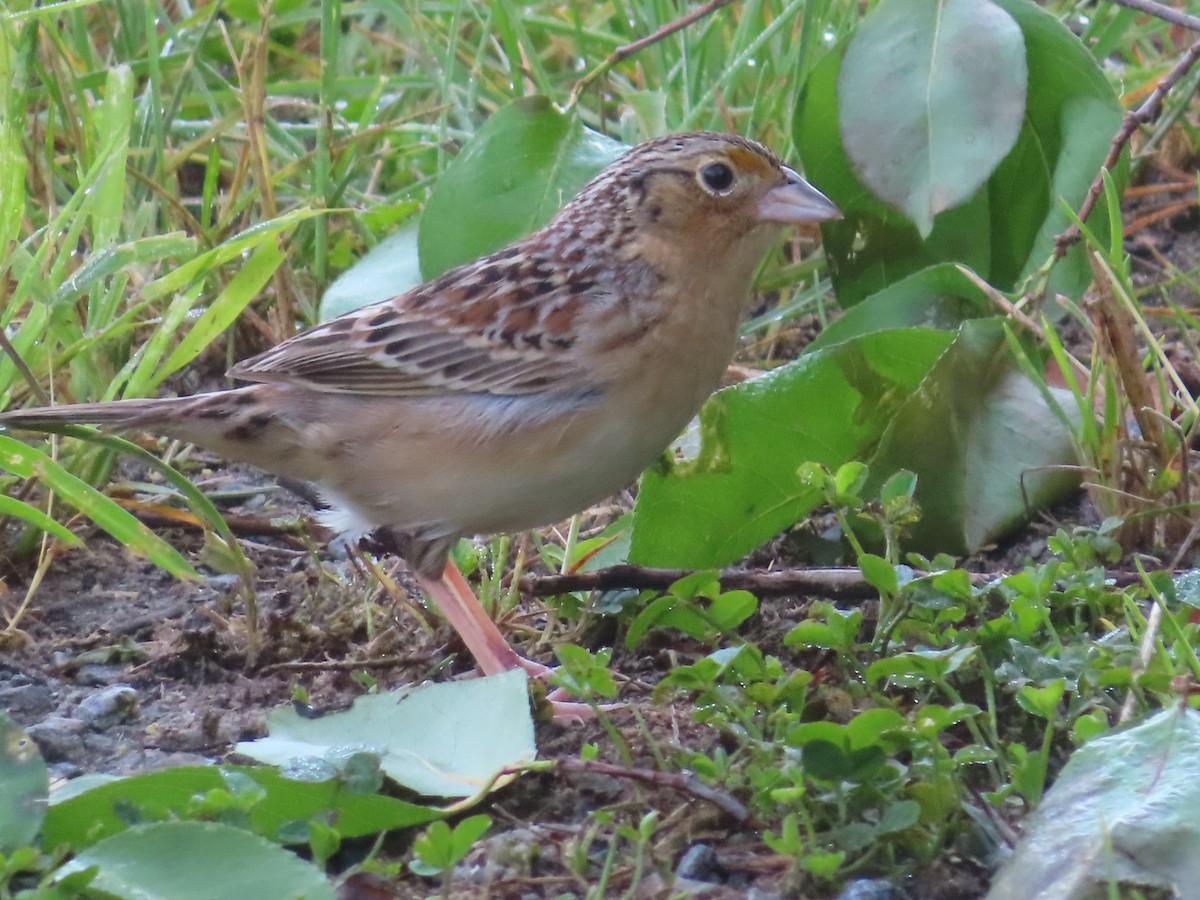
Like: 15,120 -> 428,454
27,717 -> 87,763
676,843 -> 718,882
0,683 -> 56,720
74,664 -> 126,687
75,685 -> 139,728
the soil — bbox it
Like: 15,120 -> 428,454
2,170 -> 1197,900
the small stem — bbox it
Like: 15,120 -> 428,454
1053,39 -> 1200,258
567,0 -> 735,108
1101,0 -> 1200,33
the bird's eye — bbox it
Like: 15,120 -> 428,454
699,162 -> 735,193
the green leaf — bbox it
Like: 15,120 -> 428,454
46,234 -> 198,310
839,0 -> 1026,236
0,15 -> 26,255
236,671 -> 535,798
877,799 -> 922,835
867,646 -> 978,687
802,740 -> 886,783
0,713 -> 48,852
709,590 -> 758,632
90,65 -> 135,248
319,221 -> 422,321
865,319 -> 1080,554
795,50 -> 993,307
0,494 -> 82,547
1016,679 -> 1066,721
54,821 -> 335,900
807,263 -> 994,352
988,0 -> 1126,296
800,850 -> 846,879
844,709 -> 907,749
796,0 -> 1122,305
625,595 -> 713,649
43,765 -> 438,849
859,554 -> 899,596
410,814 -> 491,876
418,97 -> 625,279
630,328 -> 954,568
880,470 -> 919,506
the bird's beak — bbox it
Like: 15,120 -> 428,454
758,166 -> 841,224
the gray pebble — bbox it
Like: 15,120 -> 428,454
75,685 -> 139,728
676,843 -> 718,881
74,665 -> 127,687
0,682 -> 56,719
27,717 -> 87,762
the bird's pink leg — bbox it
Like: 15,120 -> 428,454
413,562 -> 522,676
414,562 -> 596,722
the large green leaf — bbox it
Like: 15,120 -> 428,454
988,0 -> 1125,295
418,96 -> 625,279
236,671 -> 536,799
839,0 -> 1026,237
630,328 -> 955,568
42,765 -> 438,850
796,0 -> 1121,305
988,707 -> 1200,899
55,821 -> 335,900
806,263 -> 992,353
866,319 -> 1079,553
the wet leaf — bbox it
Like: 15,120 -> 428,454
43,765 -> 438,850
865,319 -> 1079,553
796,0 -> 1122,306
630,328 -> 954,568
839,0 -> 1026,236
55,821 -> 335,900
236,671 -> 535,798
418,97 -> 625,279
989,706 -> 1200,899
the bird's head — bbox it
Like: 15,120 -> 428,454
553,132 -> 840,283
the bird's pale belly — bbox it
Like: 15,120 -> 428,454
318,388 -> 699,539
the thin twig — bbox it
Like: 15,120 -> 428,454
1054,39 -> 1200,258
569,0 -> 735,106
259,653 -> 437,675
518,563 -> 1155,598
1102,0 -> 1200,34
556,757 -> 750,823
520,564 -> 890,599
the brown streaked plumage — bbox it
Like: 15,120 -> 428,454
0,132 -> 840,718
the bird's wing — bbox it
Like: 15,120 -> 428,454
229,246 -> 600,398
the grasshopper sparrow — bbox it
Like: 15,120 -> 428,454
1,132 -> 839,712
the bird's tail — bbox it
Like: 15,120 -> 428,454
0,395 -> 190,431
0,387 -> 327,482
